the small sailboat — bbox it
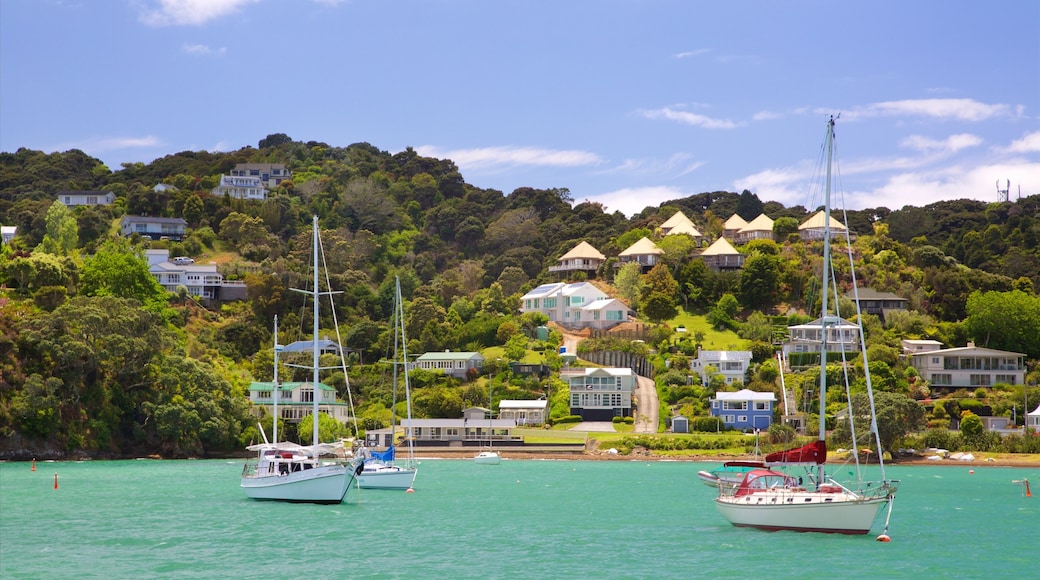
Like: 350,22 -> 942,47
713,118 -> 899,536
474,374 -> 501,465
357,276 -> 419,490
240,216 -> 363,503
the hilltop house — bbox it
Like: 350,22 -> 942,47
120,216 -> 188,241
548,241 -> 606,278
722,214 -> 748,239
660,211 -> 703,241
699,237 -> 744,271
145,249 -> 247,306
851,287 -> 908,321
617,237 -> 663,271
783,316 -> 861,357
1,225 -> 15,244
908,343 -> 1026,389
211,174 -> 267,201
414,351 -> 484,380
56,190 -> 116,206
710,389 -> 777,431
230,163 -> 292,189
519,282 -> 631,330
247,381 -> 352,425
735,213 -> 774,244
798,210 -> 848,240
562,367 -> 635,421
901,339 -> 944,355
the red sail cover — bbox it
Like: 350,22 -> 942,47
765,440 -> 827,465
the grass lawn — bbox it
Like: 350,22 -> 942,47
666,307 -> 747,350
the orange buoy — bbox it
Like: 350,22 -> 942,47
1026,479 -> 1032,498
54,473 -> 58,490
406,488 -> 414,494
31,458 -> 36,472
876,534 -> 891,542
969,470 -> 974,474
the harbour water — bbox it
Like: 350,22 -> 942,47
1,458 -> 1037,579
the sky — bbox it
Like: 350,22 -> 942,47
1,0 -> 1038,217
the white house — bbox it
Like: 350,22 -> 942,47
1,225 -> 15,244
364,408 -> 518,448
120,216 -> 188,241
414,351 -> 484,380
561,367 -> 634,421
56,190 -> 116,206
901,339 -> 943,355
519,282 -> 630,330
248,381 -> 352,425
548,241 -> 606,277
230,163 -> 292,189
146,249 -> 247,305
1027,404 -> 1040,432
710,389 -> 777,431
211,174 -> 267,200
784,316 -> 861,356
908,343 -> 1026,388
498,399 -> 548,426
692,350 -> 753,385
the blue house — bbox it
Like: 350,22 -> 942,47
710,389 -> 776,431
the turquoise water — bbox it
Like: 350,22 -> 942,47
1,459 -> 1037,579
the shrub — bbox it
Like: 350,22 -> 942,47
689,416 -> 725,432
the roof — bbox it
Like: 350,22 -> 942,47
697,350 -> 753,362
1028,404 -> 1040,417
908,345 -> 1025,358
560,367 -> 634,378
499,399 -> 548,410
666,221 -> 702,237
700,237 -> 740,256
281,338 -> 346,354
558,241 -> 606,261
248,381 -> 336,392
618,236 -> 663,256
849,287 -> 908,301
788,316 -> 859,329
415,351 -> 483,361
714,389 -> 776,402
724,214 -> 748,230
799,210 -> 847,230
121,215 -> 188,225
660,211 -> 694,230
738,213 -> 774,232
523,283 -> 565,299
583,297 -> 629,311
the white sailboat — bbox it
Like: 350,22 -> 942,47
357,276 -> 419,490
474,374 -> 502,465
241,216 -> 362,503
714,117 -> 899,537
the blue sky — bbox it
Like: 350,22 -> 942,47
2,0 -> 1038,217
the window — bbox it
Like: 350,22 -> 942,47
754,402 -> 769,411
995,374 -> 1017,384
722,401 -> 748,411
969,374 -> 991,386
738,415 -> 748,423
722,414 -> 735,424
544,298 -> 556,308
931,374 -> 952,385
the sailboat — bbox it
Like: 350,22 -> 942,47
357,276 -> 419,490
240,216 -> 363,503
713,117 -> 899,537
474,374 -> 501,465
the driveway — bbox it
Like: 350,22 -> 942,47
632,374 -> 659,433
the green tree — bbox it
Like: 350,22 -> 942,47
836,391 -> 925,455
36,200 -> 78,256
739,254 -> 781,309
297,412 -> 348,444
707,293 -> 739,330
614,262 -> 644,309
79,238 -> 170,316
965,290 -> 1040,359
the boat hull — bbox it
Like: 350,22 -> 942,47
241,463 -> 355,504
357,465 -> 418,490
714,493 -> 889,535
474,451 -> 501,465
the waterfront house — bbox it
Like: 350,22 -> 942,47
548,241 -> 606,278
1027,404 -> 1040,432
120,215 -> 188,241
56,190 -> 116,206
364,406 -> 518,448
498,399 -> 548,426
414,351 -> 484,380
908,343 -> 1026,389
248,381 -> 352,425
561,367 -> 634,421
710,389 -> 777,431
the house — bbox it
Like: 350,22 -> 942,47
722,214 -> 748,239
153,183 -> 178,193
561,367 -> 635,421
852,288 -> 908,321
908,342 -> 1026,389
1027,404 -> 1040,432
735,213 -> 774,243
120,216 -> 188,241
901,339 -> 943,355
692,350 -> 753,385
548,241 -> 606,277
783,316 -> 861,356
699,237 -> 744,270
56,190 -> 116,206
364,407 -> 519,448
660,211 -> 703,240
145,249 -> 247,305
211,174 -> 267,201
414,351 -> 484,380
230,162 -> 292,189
519,282 -> 631,330
1,225 -> 15,244
247,381 -> 352,425
710,389 -> 777,431
798,210 -> 848,240
498,399 -> 548,426
617,237 -> 663,271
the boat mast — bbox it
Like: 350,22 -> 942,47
396,276 -> 415,462
818,116 -> 836,476
311,215 -> 320,460
273,315 -> 280,444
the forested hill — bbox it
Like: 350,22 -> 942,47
0,135 -> 1038,458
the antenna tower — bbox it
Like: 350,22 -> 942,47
996,179 -> 1010,202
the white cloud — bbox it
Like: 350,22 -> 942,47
602,153 -> 704,178
585,186 -> 688,217
415,145 -> 602,171
752,110 -> 782,121
841,98 -> 1013,122
674,48 -> 711,59
899,133 -> 983,154
182,43 -> 226,56
52,135 -> 162,153
1005,131 -> 1040,153
138,0 -> 261,27
639,107 -> 741,129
